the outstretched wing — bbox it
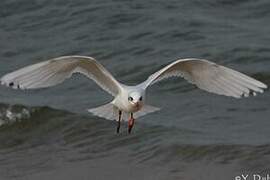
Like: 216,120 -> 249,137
0,55 -> 121,96
140,58 -> 267,98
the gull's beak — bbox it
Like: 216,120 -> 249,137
134,102 -> 139,108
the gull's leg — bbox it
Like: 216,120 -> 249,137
117,110 -> 122,133
128,113 -> 135,134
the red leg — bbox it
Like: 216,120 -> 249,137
128,113 -> 135,134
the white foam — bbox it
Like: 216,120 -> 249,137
0,106 -> 31,125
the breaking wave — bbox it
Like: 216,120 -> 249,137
0,103 -> 34,126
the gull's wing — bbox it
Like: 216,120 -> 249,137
140,58 -> 267,98
0,56 -> 121,96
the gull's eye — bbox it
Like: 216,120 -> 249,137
139,96 -> 143,101
128,97 -> 133,101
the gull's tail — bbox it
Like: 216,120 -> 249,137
134,105 -> 160,119
88,103 -> 160,121
88,102 -> 117,121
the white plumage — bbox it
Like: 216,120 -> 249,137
140,59 -> 266,98
1,56 -> 121,96
0,56 -> 267,133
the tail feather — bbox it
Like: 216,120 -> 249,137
88,103 -> 117,120
134,105 -> 160,119
88,103 -> 160,121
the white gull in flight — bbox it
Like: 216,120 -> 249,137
0,56 -> 267,133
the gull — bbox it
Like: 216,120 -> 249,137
0,56 -> 267,133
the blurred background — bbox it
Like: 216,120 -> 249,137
0,0 -> 270,179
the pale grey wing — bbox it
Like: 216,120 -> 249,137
140,58 -> 267,98
0,56 -> 121,96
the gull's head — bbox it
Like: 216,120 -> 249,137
128,91 -> 144,110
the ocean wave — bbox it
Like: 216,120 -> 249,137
0,103 -> 33,126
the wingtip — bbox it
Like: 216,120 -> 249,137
0,78 -> 22,90
254,79 -> 267,89
255,79 -> 267,89
0,79 -> 7,87
0,75 -> 10,87
262,83 -> 268,89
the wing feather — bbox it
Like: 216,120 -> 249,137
0,56 -> 121,96
140,58 -> 267,98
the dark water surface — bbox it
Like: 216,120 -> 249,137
0,0 -> 270,179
